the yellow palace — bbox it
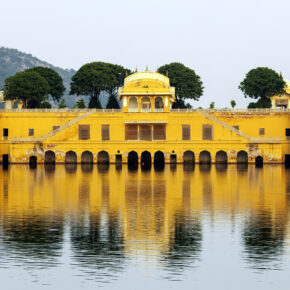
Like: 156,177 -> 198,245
0,71 -> 290,166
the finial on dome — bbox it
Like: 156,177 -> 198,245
125,71 -> 128,77
166,71 -> 168,77
135,67 -> 138,72
146,65 -> 148,72
280,72 -> 283,77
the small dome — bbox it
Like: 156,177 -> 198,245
124,71 -> 170,87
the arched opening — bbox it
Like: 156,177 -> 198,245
141,151 -> 152,169
285,155 -> 290,168
128,151 -> 138,170
2,154 -> 9,169
199,151 -> 211,164
45,150 -> 55,164
141,96 -> 151,112
154,151 -> 165,169
29,156 -> 37,168
183,150 -> 195,164
170,154 -> 177,164
65,151 -> 77,164
154,97 -> 163,112
215,150 -> 228,164
255,155 -> 263,167
237,150 -> 248,164
128,97 -> 138,112
97,151 -> 109,164
81,151 -> 93,164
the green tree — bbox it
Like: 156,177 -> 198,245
247,98 -> 272,109
70,62 -> 130,109
209,102 -> 215,109
239,67 -> 286,108
106,95 -> 120,109
73,99 -> 86,109
26,67 -> 65,102
58,98 -> 67,108
39,101 -> 52,108
4,71 -> 49,108
230,100 -> 236,108
158,62 -> 203,108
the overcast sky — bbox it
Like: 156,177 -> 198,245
1,0 -> 290,108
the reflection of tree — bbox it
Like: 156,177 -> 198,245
70,213 -> 125,276
2,214 -> 64,267
242,210 -> 286,269
161,213 -> 202,273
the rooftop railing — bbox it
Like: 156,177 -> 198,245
0,108 -> 289,113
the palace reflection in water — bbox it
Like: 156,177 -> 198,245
0,164 -> 289,288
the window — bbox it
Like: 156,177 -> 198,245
128,97 -> 138,112
140,125 -> 152,141
259,128 -> 265,136
182,125 -> 190,140
79,124 -> 90,140
125,124 -> 138,140
3,128 -> 8,139
153,124 -> 166,140
203,124 -> 213,140
286,128 -> 290,140
53,125 -> 60,131
101,124 -> 110,141
28,129 -> 34,136
233,125 -> 239,131
141,97 -> 151,112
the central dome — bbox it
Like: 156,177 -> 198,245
124,71 -> 170,87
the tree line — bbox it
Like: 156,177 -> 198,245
2,62 -> 287,109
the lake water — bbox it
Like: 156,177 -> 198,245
0,164 -> 289,290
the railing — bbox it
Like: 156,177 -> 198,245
0,108 -> 122,113
170,108 -> 290,113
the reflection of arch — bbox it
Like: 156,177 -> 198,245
81,151 -> 93,164
155,97 -> 163,111
65,151 -> 77,164
141,97 -> 151,112
199,151 -> 211,164
97,151 -> 109,164
141,151 -> 151,168
45,150 -> 55,164
29,156 -> 37,168
215,151 -> 228,164
154,151 -> 165,168
128,97 -> 138,112
183,150 -> 195,164
255,155 -> 263,167
237,150 -> 248,163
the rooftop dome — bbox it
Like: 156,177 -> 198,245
124,71 -> 170,87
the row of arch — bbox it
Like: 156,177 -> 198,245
28,149 -> 263,167
128,96 -> 164,112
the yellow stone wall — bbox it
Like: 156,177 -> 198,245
0,109 -> 289,164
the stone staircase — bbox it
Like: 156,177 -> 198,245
197,110 -> 281,143
11,111 -> 95,143
37,111 -> 95,142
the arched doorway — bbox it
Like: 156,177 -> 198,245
154,151 -> 165,169
97,151 -> 109,164
154,97 -> 163,112
141,151 -> 151,169
81,151 -> 93,164
141,97 -> 151,112
183,150 -> 195,164
215,150 -> 228,164
128,97 -> 138,112
45,150 -> 55,164
199,151 -> 211,164
29,156 -> 37,168
255,155 -> 263,167
128,151 -> 138,169
237,150 -> 248,163
65,151 -> 77,164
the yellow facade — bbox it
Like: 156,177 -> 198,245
0,71 -> 289,164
